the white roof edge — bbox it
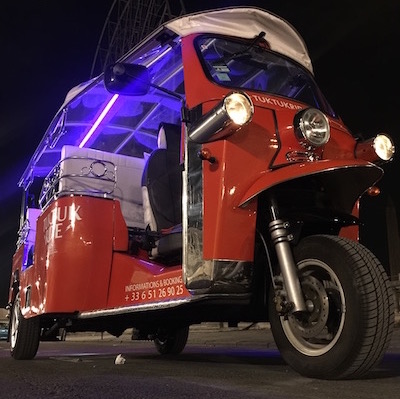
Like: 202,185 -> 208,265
60,76 -> 99,109
55,7 -> 313,120
60,7 -> 313,112
166,7 -> 313,73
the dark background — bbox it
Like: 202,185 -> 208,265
1,0 -> 399,307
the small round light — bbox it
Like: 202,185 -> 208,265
224,92 -> 254,125
367,186 -> 381,196
296,108 -> 330,147
373,134 -> 395,161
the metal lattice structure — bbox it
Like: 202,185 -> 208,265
90,0 -> 186,77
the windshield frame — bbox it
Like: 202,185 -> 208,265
194,34 -> 336,118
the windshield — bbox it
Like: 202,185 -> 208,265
196,36 -> 336,117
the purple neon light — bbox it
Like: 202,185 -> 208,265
78,93 -> 119,148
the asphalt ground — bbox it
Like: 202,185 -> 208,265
1,316 -> 400,399
65,315 -> 400,351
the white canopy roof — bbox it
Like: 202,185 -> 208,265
166,7 -> 313,73
60,7 -> 312,110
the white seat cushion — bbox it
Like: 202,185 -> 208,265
59,145 -> 146,228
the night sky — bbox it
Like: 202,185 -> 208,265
1,0 -> 399,307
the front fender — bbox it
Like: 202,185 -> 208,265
239,159 -> 383,207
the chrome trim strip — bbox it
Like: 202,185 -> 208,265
78,297 -> 193,319
77,291 -> 252,319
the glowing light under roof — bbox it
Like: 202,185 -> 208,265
78,94 -> 119,148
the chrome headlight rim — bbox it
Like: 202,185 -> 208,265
295,108 -> 330,148
223,92 -> 254,126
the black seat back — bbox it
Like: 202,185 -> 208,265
141,123 -> 182,231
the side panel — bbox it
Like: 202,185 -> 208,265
202,109 -> 278,261
107,253 -> 190,308
9,246 -> 24,304
25,196 -> 117,315
181,35 -> 278,263
181,35 -> 278,291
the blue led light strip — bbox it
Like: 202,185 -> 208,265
78,94 -> 119,148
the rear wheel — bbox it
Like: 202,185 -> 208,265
10,294 -> 40,360
154,325 -> 189,355
269,234 -> 394,379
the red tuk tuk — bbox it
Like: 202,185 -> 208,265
8,7 -> 395,379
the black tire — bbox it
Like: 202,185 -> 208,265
269,234 -> 394,379
10,294 -> 40,360
154,325 -> 189,355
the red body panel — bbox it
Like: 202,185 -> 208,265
15,196 -> 191,317
201,108 -> 278,260
107,253 -> 190,308
181,34 -> 368,260
10,29 -> 383,323
26,196 -> 116,315
238,159 -> 377,206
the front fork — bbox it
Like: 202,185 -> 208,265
268,196 -> 306,314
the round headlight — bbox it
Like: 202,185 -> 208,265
373,134 -> 395,161
295,108 -> 330,147
224,92 -> 254,125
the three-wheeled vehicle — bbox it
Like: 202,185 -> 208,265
8,7 -> 395,379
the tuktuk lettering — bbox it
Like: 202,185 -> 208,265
43,205 -> 82,244
251,95 -> 303,110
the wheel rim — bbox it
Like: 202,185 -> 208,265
280,259 -> 346,356
10,296 -> 20,350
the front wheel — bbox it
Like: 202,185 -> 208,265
154,325 -> 189,355
10,294 -> 40,360
269,235 -> 394,379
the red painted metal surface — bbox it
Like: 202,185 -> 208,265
107,253 -> 190,308
14,196 -> 191,317
11,28 -> 382,321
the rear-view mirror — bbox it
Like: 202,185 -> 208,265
104,63 -> 150,96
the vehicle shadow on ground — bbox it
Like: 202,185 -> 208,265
127,347 -> 400,379
364,353 -> 400,379
133,347 -> 286,367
